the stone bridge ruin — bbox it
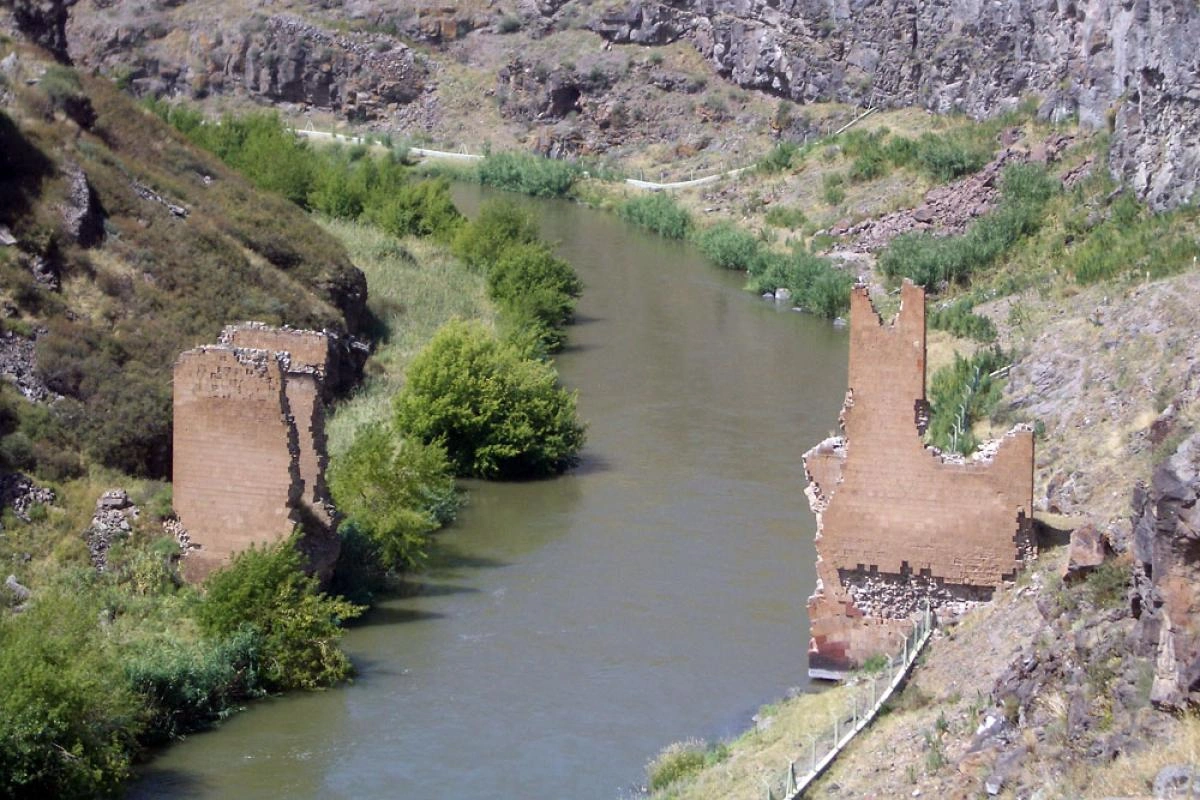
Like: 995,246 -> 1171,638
172,323 -> 339,582
804,281 -> 1034,679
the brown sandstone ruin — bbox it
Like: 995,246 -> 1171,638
804,281 -> 1034,679
173,324 -> 339,582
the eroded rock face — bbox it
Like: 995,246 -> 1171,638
1132,432 -> 1200,709
596,0 -> 1200,210
4,0 -> 79,61
66,12 -> 425,121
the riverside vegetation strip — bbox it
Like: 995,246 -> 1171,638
0,60 -> 586,798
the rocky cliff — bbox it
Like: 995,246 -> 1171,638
1133,431 -> 1200,710
65,7 -> 425,121
594,0 -> 1200,210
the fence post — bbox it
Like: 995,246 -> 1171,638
852,694 -> 857,726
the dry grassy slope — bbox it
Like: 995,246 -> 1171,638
0,40 -> 365,477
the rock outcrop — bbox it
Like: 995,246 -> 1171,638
595,0 -> 1200,210
3,0 -> 79,61
1132,431 -> 1200,709
65,12 -> 425,121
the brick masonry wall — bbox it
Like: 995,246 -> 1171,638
173,346 -> 302,582
223,324 -> 335,525
175,326 -> 340,582
804,281 -> 1034,676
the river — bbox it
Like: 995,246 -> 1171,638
130,187 -> 848,799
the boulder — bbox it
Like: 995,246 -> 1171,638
1062,523 -> 1113,581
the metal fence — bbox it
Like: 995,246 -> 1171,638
764,603 -> 935,800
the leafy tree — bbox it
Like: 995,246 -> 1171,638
394,319 -> 586,479
327,423 -> 459,571
196,539 -> 363,690
0,590 -> 142,799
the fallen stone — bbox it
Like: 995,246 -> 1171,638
0,226 -> 15,246
4,574 -> 31,603
1062,523 -> 1112,581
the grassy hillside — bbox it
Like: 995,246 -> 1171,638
0,41 -> 365,480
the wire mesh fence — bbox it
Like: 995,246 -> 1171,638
763,603 -> 935,800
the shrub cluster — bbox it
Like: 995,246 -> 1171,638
694,222 -> 761,271
645,738 -> 728,792
0,530 -> 361,799
394,319 -> 586,479
747,248 -> 854,318
152,104 -> 464,241
755,141 -> 799,174
925,347 -> 1008,455
617,192 -> 693,239
477,151 -> 580,198
452,200 -> 581,352
197,537 -> 364,690
880,164 -> 1058,288
927,298 -> 997,342
327,424 -> 459,572
1066,192 -> 1200,284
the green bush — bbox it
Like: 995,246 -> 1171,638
746,249 -> 853,318
617,193 -> 693,239
196,538 -> 364,691
124,628 -> 264,745
926,347 -> 1008,454
394,319 -> 586,479
452,199 -> 540,272
694,222 -> 761,271
488,241 -> 582,351
756,141 -> 798,173
927,298 -> 997,342
646,739 -> 709,791
880,164 -> 1058,287
912,130 -> 993,182
1067,194 -> 1200,284
477,152 -> 580,197
763,205 -> 807,229
327,423 -> 459,572
822,172 -> 846,205
0,590 -> 142,799
370,178 -> 464,242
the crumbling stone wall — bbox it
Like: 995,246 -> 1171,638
173,325 -> 338,582
221,323 -> 333,528
804,281 -> 1034,678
